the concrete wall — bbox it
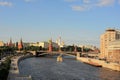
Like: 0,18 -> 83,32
7,55 -> 33,80
76,52 -> 120,71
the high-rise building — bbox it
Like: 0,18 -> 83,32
107,40 -> 120,63
100,28 -> 120,59
116,29 -> 120,39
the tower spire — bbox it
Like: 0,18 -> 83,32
18,38 -> 23,51
9,37 -> 13,47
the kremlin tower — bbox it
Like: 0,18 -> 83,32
18,38 -> 23,51
8,38 -> 13,47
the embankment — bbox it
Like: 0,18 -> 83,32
7,55 -> 34,80
77,56 -> 120,71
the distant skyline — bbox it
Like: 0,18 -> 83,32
0,0 -> 120,47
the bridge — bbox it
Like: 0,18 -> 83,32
26,51 -> 79,57
27,40 -> 80,57
16,50 -> 98,58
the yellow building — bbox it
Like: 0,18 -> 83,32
30,42 -> 59,49
0,41 -> 4,46
100,28 -> 120,59
30,42 -> 38,46
108,40 -> 120,63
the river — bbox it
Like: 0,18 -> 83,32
18,56 -> 120,80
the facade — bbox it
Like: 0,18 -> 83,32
30,42 -> 49,48
79,45 -> 96,50
56,37 -> 65,47
0,41 -> 4,46
30,41 -> 59,49
30,42 -> 37,47
116,30 -> 120,39
107,40 -> 120,63
100,28 -> 120,59
23,43 -> 30,47
37,42 -> 49,48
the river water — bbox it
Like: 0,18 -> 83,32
18,56 -> 120,80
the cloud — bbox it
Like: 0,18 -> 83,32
65,0 -> 118,11
71,5 -> 89,11
96,0 -> 115,7
83,0 -> 90,4
119,0 -> 120,4
0,1 -> 13,7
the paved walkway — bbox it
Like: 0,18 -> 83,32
7,56 -> 32,80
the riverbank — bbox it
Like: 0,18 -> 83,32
7,55 -> 33,80
76,55 -> 120,71
0,56 -> 11,80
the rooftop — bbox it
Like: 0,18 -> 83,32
106,28 -> 116,32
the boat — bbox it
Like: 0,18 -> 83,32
84,61 -> 102,67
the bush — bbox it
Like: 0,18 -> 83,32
0,57 -> 11,80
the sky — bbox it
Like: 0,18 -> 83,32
0,0 -> 120,47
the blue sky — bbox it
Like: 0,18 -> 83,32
0,0 -> 120,47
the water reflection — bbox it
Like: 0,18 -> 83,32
18,56 -> 120,80
99,68 -> 120,80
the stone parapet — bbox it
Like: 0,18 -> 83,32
7,55 -> 33,80
76,56 -> 120,71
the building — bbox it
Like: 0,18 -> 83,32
30,42 -> 49,48
18,39 -> 23,50
15,42 -> 18,47
56,36 -> 65,47
8,38 -> 13,47
116,29 -> 120,39
38,42 -> 49,48
30,42 -> 38,47
30,41 -> 59,49
107,40 -> 120,63
79,45 -> 97,50
0,41 -> 4,46
23,43 -> 30,48
100,28 -> 120,59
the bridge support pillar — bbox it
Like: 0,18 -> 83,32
76,52 -> 81,59
57,56 -> 63,62
59,46 -> 61,52
48,39 -> 52,52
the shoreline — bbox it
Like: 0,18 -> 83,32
7,55 -> 34,80
7,53 -> 120,80
76,56 -> 120,71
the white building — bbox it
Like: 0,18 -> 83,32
56,37 -> 65,47
79,45 -> 96,50
29,41 -> 59,48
